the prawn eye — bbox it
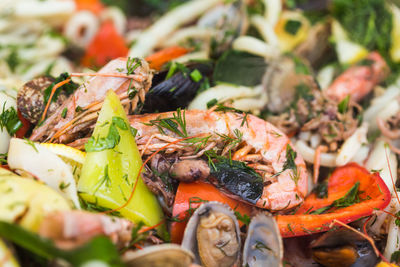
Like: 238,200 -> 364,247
208,158 -> 263,205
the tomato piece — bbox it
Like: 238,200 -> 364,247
276,163 -> 391,237
15,110 -> 31,138
170,181 -> 252,244
81,21 -> 129,68
74,0 -> 104,14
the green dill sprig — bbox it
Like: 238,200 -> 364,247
310,182 -> 361,215
143,108 -> 188,137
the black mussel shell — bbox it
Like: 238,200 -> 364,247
208,158 -> 263,204
143,62 -> 213,113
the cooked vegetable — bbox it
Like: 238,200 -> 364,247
145,46 -> 190,71
78,90 -> 164,235
81,21 -> 129,68
0,167 -> 71,232
7,138 -> 81,208
276,163 -> 391,237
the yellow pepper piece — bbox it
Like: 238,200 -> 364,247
78,90 -> 165,235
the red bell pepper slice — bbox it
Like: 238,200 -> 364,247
74,0 -> 104,14
276,163 -> 391,237
145,46 -> 190,71
15,110 -> 31,138
81,21 -> 129,68
170,181 -> 252,244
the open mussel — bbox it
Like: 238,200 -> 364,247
311,228 -> 378,267
123,244 -> 194,267
181,202 -> 241,267
243,213 -> 283,267
142,62 -> 213,113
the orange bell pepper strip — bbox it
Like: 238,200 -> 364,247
276,163 -> 391,237
145,46 -> 190,71
74,0 -> 104,14
170,181 -> 252,244
81,21 -> 129,68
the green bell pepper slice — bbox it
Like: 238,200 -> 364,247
78,90 -> 164,235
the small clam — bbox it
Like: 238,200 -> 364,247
17,76 -> 67,124
123,244 -> 194,267
243,213 -> 283,267
263,55 -> 315,113
182,202 -> 241,267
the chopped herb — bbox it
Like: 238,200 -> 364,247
183,135 -> 211,153
24,138 -> 38,153
85,117 -> 129,152
59,181 -> 70,191
0,153 -> 7,164
333,182 -> 360,207
75,106 -> 84,113
275,145 -> 300,184
112,116 -> 128,130
126,57 -> 142,75
287,223 -> 294,234
315,180 -> 328,199
61,108 -> 68,118
254,240 -> 272,252
207,98 -> 219,109
284,20 -> 302,35
395,210 -> 400,227
128,86 -> 138,100
165,62 -> 190,80
129,221 -> 147,247
197,77 -> 211,94
130,126 -> 138,137
6,49 -> 19,72
143,108 -> 187,137
234,210 -> 250,226
93,165 -> 111,194
0,104 -> 22,135
80,198 -> 121,217
311,182 -> 361,214
190,69 -> 203,82
43,72 -> 78,105
338,95 -> 350,114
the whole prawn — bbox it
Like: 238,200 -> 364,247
128,109 -> 308,211
326,51 -> 389,102
30,57 -> 153,144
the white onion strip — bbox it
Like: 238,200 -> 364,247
129,0 -> 222,57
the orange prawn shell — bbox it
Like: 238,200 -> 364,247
129,110 -> 308,211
